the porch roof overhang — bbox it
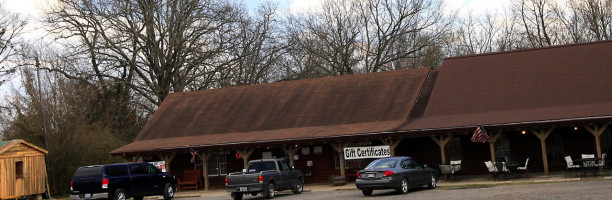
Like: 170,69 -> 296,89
110,120 -> 405,156
398,102 -> 612,135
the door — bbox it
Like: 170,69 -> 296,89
129,163 -> 149,195
143,163 -> 163,194
400,159 -> 427,187
276,161 -> 292,189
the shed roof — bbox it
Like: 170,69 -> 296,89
0,139 -> 48,155
401,41 -> 612,131
112,68 -> 432,155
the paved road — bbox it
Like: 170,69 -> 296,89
183,180 -> 612,200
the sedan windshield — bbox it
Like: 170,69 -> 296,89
365,159 -> 397,169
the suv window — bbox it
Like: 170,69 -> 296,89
130,164 -> 146,174
144,163 -> 159,174
105,165 -> 128,177
248,161 -> 277,173
74,166 -> 102,178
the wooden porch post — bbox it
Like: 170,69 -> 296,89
431,135 -> 452,165
198,151 -> 213,191
531,128 -> 554,175
237,149 -> 255,169
488,130 -> 502,163
583,124 -> 609,160
159,153 -> 176,173
331,142 -> 349,177
281,145 -> 300,167
380,136 -> 403,157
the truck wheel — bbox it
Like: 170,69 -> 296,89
361,189 -> 373,196
113,189 -> 126,200
162,183 -> 174,200
264,182 -> 275,199
292,179 -> 303,194
231,192 -> 243,200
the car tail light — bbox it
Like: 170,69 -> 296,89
258,175 -> 264,183
70,181 -> 73,191
356,172 -> 361,179
383,170 -> 394,177
225,178 -> 228,186
102,178 -> 109,189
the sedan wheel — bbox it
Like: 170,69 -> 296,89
361,189 -> 373,196
428,175 -> 437,189
397,178 -> 408,194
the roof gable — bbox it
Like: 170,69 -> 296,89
0,139 -> 48,155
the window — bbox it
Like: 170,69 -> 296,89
15,161 -> 24,179
278,161 -> 290,171
105,165 -> 128,177
144,163 -> 159,174
130,164 -> 146,174
208,152 -> 228,176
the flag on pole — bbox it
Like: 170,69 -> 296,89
471,125 -> 489,143
189,147 -> 198,163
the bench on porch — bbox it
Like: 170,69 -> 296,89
178,169 -> 202,190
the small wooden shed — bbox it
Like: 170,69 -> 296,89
0,140 -> 48,200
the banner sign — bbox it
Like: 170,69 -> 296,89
149,161 -> 166,172
344,145 -> 391,160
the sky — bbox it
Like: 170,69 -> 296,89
0,0 -> 510,100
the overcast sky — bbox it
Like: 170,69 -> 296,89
0,0 -> 510,100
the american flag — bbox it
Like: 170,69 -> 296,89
471,125 -> 489,143
189,147 -> 198,163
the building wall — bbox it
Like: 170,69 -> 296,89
163,126 -> 612,189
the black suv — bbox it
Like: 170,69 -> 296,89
70,162 -> 177,200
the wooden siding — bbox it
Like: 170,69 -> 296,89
0,143 -> 47,198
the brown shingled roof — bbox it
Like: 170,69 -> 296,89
112,68 -> 432,155
401,41 -> 612,131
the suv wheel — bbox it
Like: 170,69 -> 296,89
113,189 -> 126,200
231,192 -> 243,200
292,179 -> 303,194
163,183 -> 174,200
264,182 -> 275,199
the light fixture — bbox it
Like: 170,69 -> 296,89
521,130 -> 526,134
574,126 -> 578,131
294,144 -> 298,147
266,146 -> 270,150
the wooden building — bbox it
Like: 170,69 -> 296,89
111,41 -> 612,190
0,140 -> 48,199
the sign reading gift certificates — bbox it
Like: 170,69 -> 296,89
343,145 -> 391,160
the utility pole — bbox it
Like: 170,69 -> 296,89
36,57 -> 52,195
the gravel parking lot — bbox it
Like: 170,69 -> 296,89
182,179 -> 612,200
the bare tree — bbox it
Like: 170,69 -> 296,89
358,0 -> 449,71
0,2 -> 26,85
284,0 -> 362,77
217,3 -> 286,87
514,0 -> 567,47
45,0 -> 239,112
